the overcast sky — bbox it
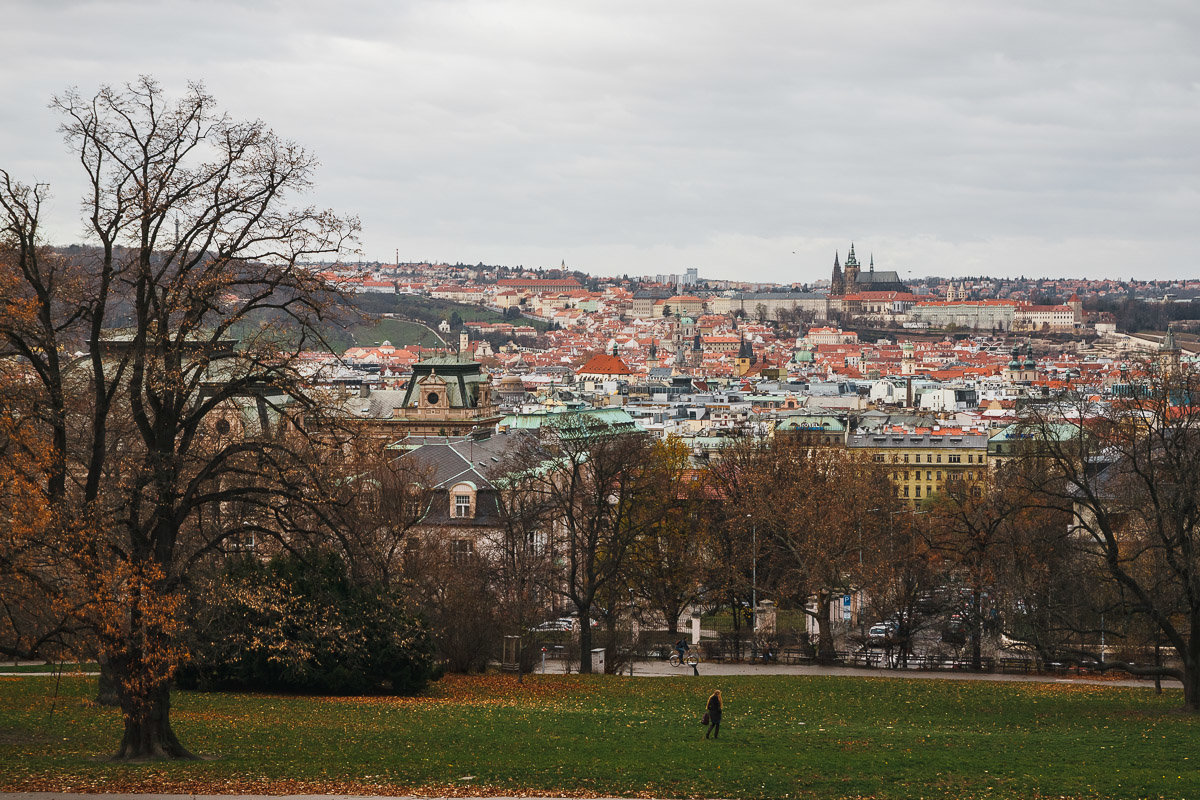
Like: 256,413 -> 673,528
3,1 -> 1199,284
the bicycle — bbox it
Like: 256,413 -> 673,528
668,650 -> 700,668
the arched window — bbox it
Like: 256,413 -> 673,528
450,481 -> 477,519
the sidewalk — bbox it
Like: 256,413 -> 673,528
2,659 -> 1180,690
553,655 -> 1184,689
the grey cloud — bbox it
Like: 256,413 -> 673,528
2,0 -> 1198,280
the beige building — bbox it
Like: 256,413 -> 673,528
334,356 -> 501,442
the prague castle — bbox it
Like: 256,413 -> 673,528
830,243 -> 907,295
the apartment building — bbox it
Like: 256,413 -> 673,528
847,427 -> 989,503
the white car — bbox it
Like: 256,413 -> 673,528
532,619 -> 574,633
867,622 -> 897,645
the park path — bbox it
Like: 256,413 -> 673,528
2,659 -> 1182,690
567,655 -> 1185,689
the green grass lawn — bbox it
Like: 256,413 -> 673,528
1,673 -> 1196,799
0,664 -> 98,674
347,318 -> 446,349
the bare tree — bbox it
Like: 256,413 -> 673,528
626,438 -> 709,635
1019,370 -> 1200,710
488,463 -> 556,679
517,416 -> 657,673
0,77 -> 357,758
710,438 -> 897,662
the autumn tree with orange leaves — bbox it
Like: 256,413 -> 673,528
0,77 -> 357,759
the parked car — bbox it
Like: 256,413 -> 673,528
867,622 -> 897,645
532,619 -> 574,633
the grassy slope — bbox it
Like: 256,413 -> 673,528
1,674 -> 1195,799
325,294 -> 547,354
345,318 -> 446,349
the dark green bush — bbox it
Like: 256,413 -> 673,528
179,550 -> 436,695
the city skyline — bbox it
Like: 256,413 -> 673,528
3,1 -> 1198,283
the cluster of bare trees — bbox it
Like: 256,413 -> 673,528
494,404 -> 1200,713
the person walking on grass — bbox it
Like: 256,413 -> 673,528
704,689 -> 723,739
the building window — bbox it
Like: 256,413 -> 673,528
903,454 -> 909,463
927,470 -> 932,481
914,486 -> 921,498
404,538 -> 420,576
948,455 -> 962,463
904,471 -> 909,481
968,454 -> 974,463
937,471 -> 942,481
452,539 -> 474,564
904,486 -> 910,497
914,454 -> 921,463
874,454 -> 885,463
936,454 -> 942,463
405,498 -> 424,521
455,494 -> 472,518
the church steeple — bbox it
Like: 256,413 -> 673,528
842,243 -> 860,293
831,251 -> 844,295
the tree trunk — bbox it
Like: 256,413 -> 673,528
601,616 -> 617,674
1184,663 -> 1198,712
113,683 -> 195,761
969,589 -> 983,671
815,593 -> 837,664
94,655 -> 119,707
664,604 -> 680,636
578,614 -> 593,673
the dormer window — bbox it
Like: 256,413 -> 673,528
450,481 -> 477,519
455,494 -> 471,518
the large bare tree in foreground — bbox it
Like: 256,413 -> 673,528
1020,367 -> 1200,710
0,77 -> 357,758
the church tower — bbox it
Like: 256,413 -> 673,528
843,243 -> 860,293
831,251 -> 844,295
736,335 -> 756,376
1159,329 -> 1181,375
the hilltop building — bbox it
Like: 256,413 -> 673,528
830,244 -> 907,295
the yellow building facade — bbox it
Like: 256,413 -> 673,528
847,428 -> 989,503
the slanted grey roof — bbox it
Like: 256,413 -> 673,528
402,431 -> 530,489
